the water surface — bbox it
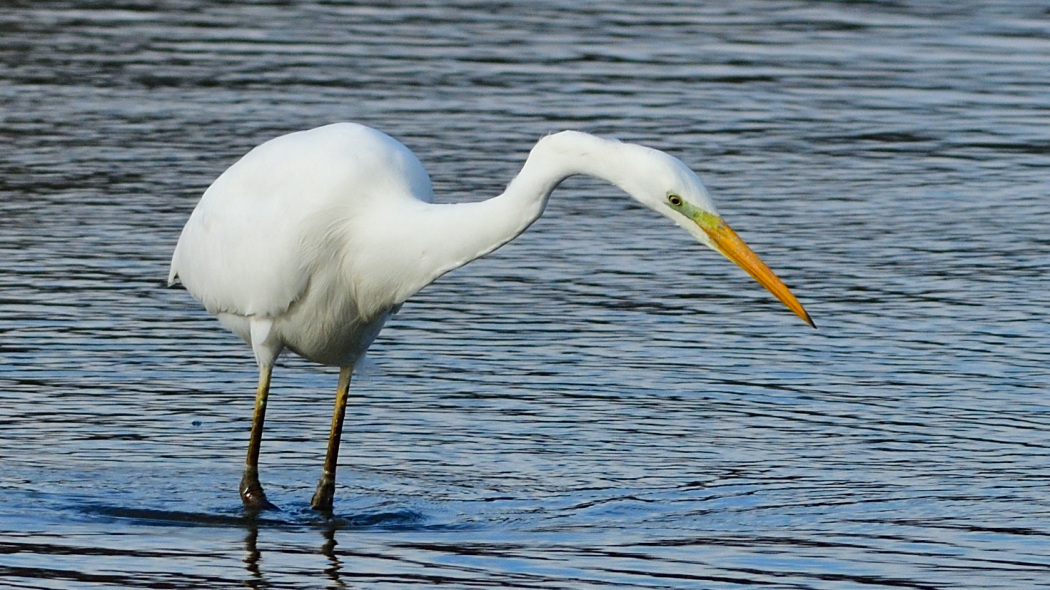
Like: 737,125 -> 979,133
2,1 -> 1049,588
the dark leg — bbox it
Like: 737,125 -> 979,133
240,364 -> 277,510
311,366 -> 352,512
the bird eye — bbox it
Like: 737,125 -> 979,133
668,194 -> 684,207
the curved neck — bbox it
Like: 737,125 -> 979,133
423,131 -> 643,267
355,132 -> 642,317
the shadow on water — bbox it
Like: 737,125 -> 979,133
81,502 -> 429,531
63,503 -> 435,588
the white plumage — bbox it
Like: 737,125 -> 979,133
170,124 -> 430,367
169,122 -> 812,512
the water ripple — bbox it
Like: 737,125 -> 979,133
2,1 -> 1050,588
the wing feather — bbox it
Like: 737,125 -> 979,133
169,123 -> 432,319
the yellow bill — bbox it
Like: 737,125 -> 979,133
694,210 -> 815,328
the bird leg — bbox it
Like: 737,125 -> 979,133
311,366 -> 352,513
240,364 -> 277,510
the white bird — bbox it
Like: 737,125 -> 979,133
169,122 -> 814,513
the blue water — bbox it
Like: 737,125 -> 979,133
2,1 -> 1049,588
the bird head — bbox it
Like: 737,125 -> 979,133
614,143 -> 815,328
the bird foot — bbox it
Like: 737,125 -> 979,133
240,467 -> 278,511
310,471 -> 336,513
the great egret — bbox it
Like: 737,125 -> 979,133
169,122 -> 813,512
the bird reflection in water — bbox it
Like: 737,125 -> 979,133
241,514 -> 347,587
320,524 -> 345,587
242,517 -> 264,588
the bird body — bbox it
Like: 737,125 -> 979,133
170,124 -> 431,366
169,122 -> 813,512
